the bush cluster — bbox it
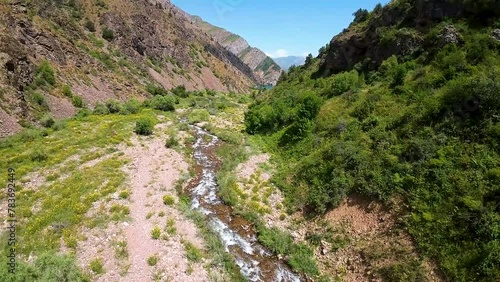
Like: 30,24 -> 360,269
245,12 -> 500,281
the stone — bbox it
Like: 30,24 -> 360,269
320,241 -> 329,255
491,29 -> 500,42
439,25 -> 463,46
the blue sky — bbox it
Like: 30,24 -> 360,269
171,0 -> 389,58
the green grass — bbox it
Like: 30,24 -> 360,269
165,218 -> 177,235
147,255 -> 159,266
118,190 -> 130,199
162,194 -> 175,205
223,34 -> 240,44
183,240 -> 203,263
258,226 -> 319,276
0,252 -> 89,281
89,258 -> 105,275
151,226 -> 161,240
0,109 -> 160,278
114,241 -> 128,259
187,109 -> 210,124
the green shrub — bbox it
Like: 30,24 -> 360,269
101,26 -> 114,41
146,83 -> 168,96
75,108 -> 91,119
184,241 -> 203,263
165,218 -> 176,235
163,195 -> 175,205
171,85 -> 189,98
150,95 -> 175,111
379,55 -> 410,88
352,8 -> 369,23
165,134 -> 179,148
188,109 -> 210,124
122,99 -> 141,114
258,227 -> 293,255
0,252 -> 88,281
151,226 -> 161,239
325,70 -> 360,97
118,190 -> 130,199
32,92 -> 46,106
105,99 -> 122,113
34,60 -> 56,87
31,150 -> 48,162
135,118 -> 154,136
84,20 -> 96,32
380,260 -> 425,282
93,103 -> 109,115
72,96 -> 85,108
287,244 -> 319,276
41,114 -> 55,128
89,258 -> 104,274
62,84 -> 73,97
52,120 -> 67,131
258,226 -> 318,276
147,255 -> 158,266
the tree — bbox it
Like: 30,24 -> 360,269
318,43 -> 330,55
304,54 -> 314,67
353,8 -> 369,23
278,71 -> 288,83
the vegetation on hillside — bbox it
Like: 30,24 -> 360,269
0,86 -> 253,281
244,2 -> 500,281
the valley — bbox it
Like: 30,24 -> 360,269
1,0 -> 500,281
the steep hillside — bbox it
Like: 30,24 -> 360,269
245,0 -> 500,281
191,16 -> 282,86
0,0 -> 256,137
318,0 -> 500,76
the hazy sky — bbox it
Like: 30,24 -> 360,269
171,0 -> 389,58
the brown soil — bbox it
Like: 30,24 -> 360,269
290,194 -> 444,282
0,107 -> 22,137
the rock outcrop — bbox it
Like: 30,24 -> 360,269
318,0 -> 500,76
491,29 -> 500,42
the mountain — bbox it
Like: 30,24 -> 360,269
190,15 -> 282,86
273,56 -> 306,70
245,0 -> 500,281
0,0 -> 257,137
318,0 -> 500,76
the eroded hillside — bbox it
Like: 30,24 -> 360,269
191,15 -> 282,86
0,0 -> 257,137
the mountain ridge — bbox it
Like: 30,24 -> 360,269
273,56 -> 306,70
0,0 -> 257,137
190,15 -> 282,86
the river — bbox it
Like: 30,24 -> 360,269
187,125 -> 301,282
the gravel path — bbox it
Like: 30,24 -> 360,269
75,122 -> 209,281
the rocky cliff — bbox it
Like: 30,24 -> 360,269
318,0 -> 500,76
0,0 -> 258,137
191,16 -> 282,86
